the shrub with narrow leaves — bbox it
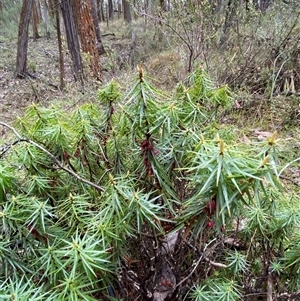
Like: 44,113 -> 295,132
1,68 -> 299,300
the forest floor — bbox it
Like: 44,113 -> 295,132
0,35 -> 110,125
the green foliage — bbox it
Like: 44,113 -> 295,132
0,67 -> 299,300
226,250 -> 249,278
190,278 -> 242,301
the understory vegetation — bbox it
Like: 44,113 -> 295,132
1,1 -> 300,301
1,67 -> 300,300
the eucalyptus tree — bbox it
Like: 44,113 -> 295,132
32,0 -> 41,40
16,0 -> 33,78
15,0 -> 104,85
70,0 -> 102,81
60,0 -> 84,84
123,0 -> 132,22
90,0 -> 105,55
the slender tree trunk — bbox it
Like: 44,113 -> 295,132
60,0 -> 84,85
117,0 -> 121,19
108,0 -> 113,19
133,0 -> 138,20
96,0 -> 100,20
122,0 -> 131,23
90,0 -> 105,55
143,0 -> 148,26
16,0 -> 34,78
47,0 -> 55,15
106,2 -> 109,28
223,0 -> 238,34
41,0 -> 50,39
97,0 -> 105,22
71,0 -> 102,81
53,0 -> 65,90
32,0 -> 41,40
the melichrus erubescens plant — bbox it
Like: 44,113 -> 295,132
1,67 -> 299,300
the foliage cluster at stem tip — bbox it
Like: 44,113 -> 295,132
0,68 -> 300,300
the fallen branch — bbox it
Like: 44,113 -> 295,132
102,33 -> 116,37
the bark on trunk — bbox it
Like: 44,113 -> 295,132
47,0 -> 55,16
108,0 -> 113,19
32,0 -> 41,40
122,0 -> 131,23
16,0 -> 34,78
53,0 -> 65,90
90,0 -> 105,55
71,0 -> 102,81
117,0 -> 121,19
41,0 -> 51,39
97,0 -> 105,22
60,0 -> 84,85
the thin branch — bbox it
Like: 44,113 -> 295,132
0,122 -> 104,192
175,246 -> 204,288
0,122 -> 22,139
176,238 -> 227,288
184,238 -> 227,268
135,10 -> 190,49
0,139 -> 24,158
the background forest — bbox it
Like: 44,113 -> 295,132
1,0 -> 300,300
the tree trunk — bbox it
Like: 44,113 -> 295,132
52,0 -> 65,90
47,0 -> 55,16
122,0 -> 131,23
60,0 -> 84,85
117,0 -> 121,19
16,0 -> 34,78
71,0 -> 102,81
97,0 -> 105,22
223,0 -> 238,34
32,0 -> 41,40
41,0 -> 51,39
90,0 -> 105,55
133,0 -> 138,20
108,0 -> 113,19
